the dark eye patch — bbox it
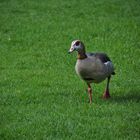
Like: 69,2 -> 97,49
75,41 -> 80,46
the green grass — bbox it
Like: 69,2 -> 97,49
0,0 -> 140,139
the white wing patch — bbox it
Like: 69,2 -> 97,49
104,61 -> 114,74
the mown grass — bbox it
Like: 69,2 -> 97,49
0,0 -> 140,139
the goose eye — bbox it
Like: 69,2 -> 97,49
75,41 -> 80,46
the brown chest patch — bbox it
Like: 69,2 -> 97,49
77,54 -> 87,59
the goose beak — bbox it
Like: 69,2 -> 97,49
68,47 -> 75,54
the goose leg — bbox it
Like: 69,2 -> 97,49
103,76 -> 111,99
87,83 -> 92,103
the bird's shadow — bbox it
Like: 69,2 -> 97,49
110,90 -> 140,103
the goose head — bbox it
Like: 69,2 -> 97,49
68,40 -> 86,54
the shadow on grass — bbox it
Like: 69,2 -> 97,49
110,90 -> 140,103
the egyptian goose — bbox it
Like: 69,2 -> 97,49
68,40 -> 115,103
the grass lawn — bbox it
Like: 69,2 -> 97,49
0,0 -> 140,139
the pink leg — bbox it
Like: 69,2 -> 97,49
103,76 -> 111,99
87,83 -> 92,103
